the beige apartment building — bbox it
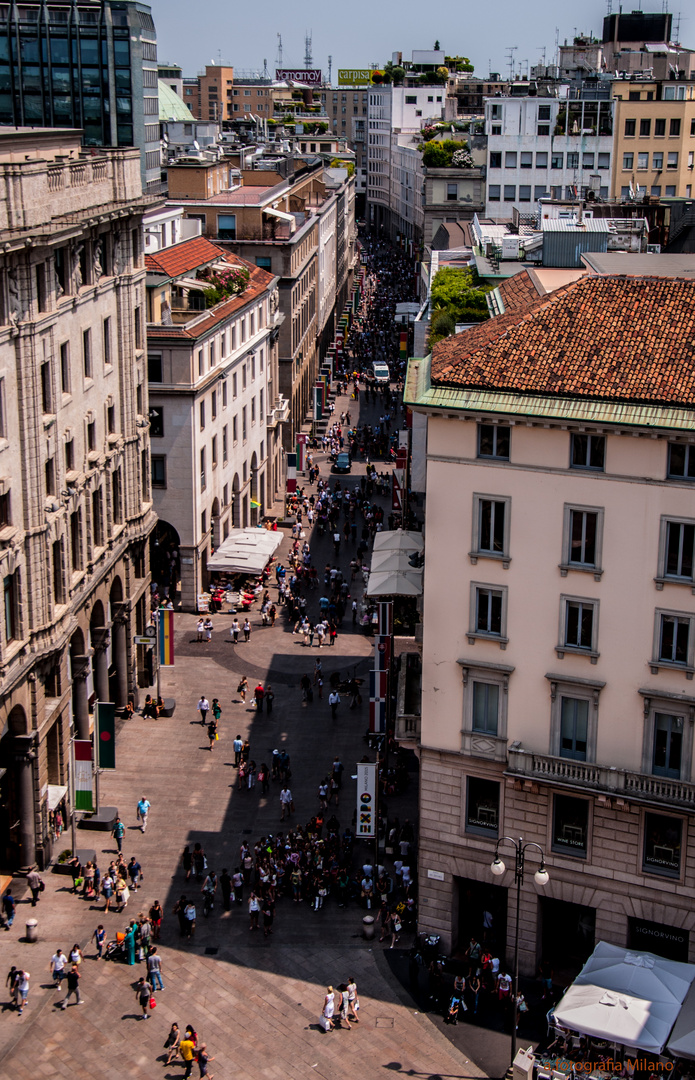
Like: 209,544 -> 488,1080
406,272 -> 695,975
611,77 -> 695,199
146,234 -> 286,609
0,130 -> 157,872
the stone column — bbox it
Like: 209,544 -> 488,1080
94,645 -> 109,704
13,736 -> 37,869
72,664 -> 90,739
112,618 -> 128,710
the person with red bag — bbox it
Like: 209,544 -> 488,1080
135,976 -> 152,1019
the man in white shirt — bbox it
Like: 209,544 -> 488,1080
328,690 -> 340,719
197,696 -> 210,726
280,787 -> 293,821
50,949 -> 67,986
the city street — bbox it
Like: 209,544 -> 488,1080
0,389 -> 484,1080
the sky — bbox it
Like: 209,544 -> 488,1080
152,0 -> 627,82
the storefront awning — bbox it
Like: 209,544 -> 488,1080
207,527 -> 283,576
47,784 -> 68,811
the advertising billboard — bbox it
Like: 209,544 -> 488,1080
276,68 -> 322,86
338,69 -> 372,85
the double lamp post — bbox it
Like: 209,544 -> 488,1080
491,836 -> 550,1065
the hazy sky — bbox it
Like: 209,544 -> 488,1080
152,0 -> 628,82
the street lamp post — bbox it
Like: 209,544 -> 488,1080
491,837 -> 549,1065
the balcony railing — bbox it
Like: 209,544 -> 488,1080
506,748 -> 695,810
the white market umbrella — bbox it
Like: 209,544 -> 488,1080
554,983 -> 677,1054
370,551 -> 419,574
372,530 -> 424,553
366,569 -> 423,597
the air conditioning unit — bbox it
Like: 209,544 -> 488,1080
646,243 -> 661,254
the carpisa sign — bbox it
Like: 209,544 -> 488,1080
276,68 -> 322,86
338,69 -> 372,85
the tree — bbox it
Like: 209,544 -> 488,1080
430,267 -> 491,327
391,66 -> 406,86
421,139 -> 469,167
434,39 -> 441,50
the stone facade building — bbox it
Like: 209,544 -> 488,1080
0,129 -> 157,872
406,271 -> 695,975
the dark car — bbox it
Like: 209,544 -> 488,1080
332,452 -> 351,474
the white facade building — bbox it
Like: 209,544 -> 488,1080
317,194 -> 337,338
485,94 -> 614,217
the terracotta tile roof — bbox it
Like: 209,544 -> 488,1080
496,269 -> 544,314
145,235 -> 227,278
431,276 -> 695,407
147,253 -> 276,342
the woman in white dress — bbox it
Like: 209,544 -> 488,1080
321,985 -> 335,1031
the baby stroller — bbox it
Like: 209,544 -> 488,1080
445,993 -> 466,1025
103,931 -> 127,962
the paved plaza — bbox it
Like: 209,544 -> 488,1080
0,392 -> 484,1080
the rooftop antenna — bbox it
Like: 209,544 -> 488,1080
262,57 -> 269,79
505,45 -> 518,80
674,11 -> 681,44
606,0 -> 612,13
554,26 -> 560,67
276,33 -> 283,67
304,30 -> 313,69
327,54 -> 332,85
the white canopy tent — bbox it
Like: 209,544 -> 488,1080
667,982 -> 695,1060
366,568 -> 423,597
372,530 -> 424,553
206,528 -> 283,576
370,551 -> 419,574
553,942 -> 695,1054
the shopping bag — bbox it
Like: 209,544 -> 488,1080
150,995 -> 157,1009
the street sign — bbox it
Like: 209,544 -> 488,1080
134,635 -> 155,647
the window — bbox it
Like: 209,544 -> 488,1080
222,381 -> 227,408
447,183 -> 458,201
217,214 -> 236,240
471,495 -> 510,564
211,389 -> 217,420
40,361 -> 52,414
92,488 -> 103,547
52,539 -> 64,605
520,152 -> 533,169
504,152 -> 517,168
623,152 -> 634,170
0,490 -> 9,526
242,406 -> 247,441
643,812 -> 682,878
200,447 -> 206,491
537,125 -> 550,136
211,435 -> 218,468
624,119 -> 636,137
640,118 -> 651,137
534,185 -> 549,199
598,152 -> 610,170
199,401 -> 205,430
35,262 -> 46,312
112,467 -> 122,524
654,610 -> 692,670
83,328 -> 92,378
667,152 -> 679,170
661,518 -> 695,582
233,414 -> 238,442
488,185 -> 501,202
552,795 -> 589,857
134,306 -> 142,350
3,570 -> 19,642
478,423 -> 509,460
560,697 -> 589,759
492,125 -> 502,136
653,714 -> 684,779
666,185 -> 677,197
472,682 -> 499,734
209,340 -> 216,368
652,185 -> 662,196
536,152 -> 548,168
655,118 -> 666,137
60,342 -> 70,395
256,256 -> 272,271
149,406 -> 163,438
70,511 -> 82,572
667,443 -> 695,480
567,152 -> 579,169
465,777 -> 500,838
259,389 -> 264,422
562,505 -> 603,577
670,118 -> 681,137
87,421 -> 96,453
151,455 -> 166,488
242,362 -> 247,389
232,372 -> 238,398
653,151 -> 664,170
197,350 -> 204,377
519,185 -> 531,202
45,457 -> 55,496
582,153 -> 594,168
503,185 -> 516,201
570,433 -> 605,471
405,95 -> 416,104
638,152 -> 649,170
468,583 -> 508,645
538,105 -> 551,120
65,438 -> 74,472
223,425 -> 228,463
148,353 -> 162,382
559,596 -> 599,659
489,152 -> 501,168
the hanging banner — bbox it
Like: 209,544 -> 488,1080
95,702 -> 116,770
73,739 -> 94,812
296,433 -> 308,472
357,762 -> 377,837
375,635 -> 391,672
369,670 -> 388,733
286,452 -> 297,493
399,332 -> 408,358
378,601 -> 394,637
313,386 -> 322,421
158,608 -> 175,667
392,471 -> 403,511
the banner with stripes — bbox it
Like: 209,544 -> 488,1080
378,602 -> 394,637
399,331 -> 408,357
286,452 -> 297,493
73,739 -> 94,812
369,670 -> 388,733
375,635 -> 391,672
158,608 -> 175,667
296,433 -> 308,473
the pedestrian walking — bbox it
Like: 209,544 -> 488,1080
233,734 -> 243,765
136,795 -> 151,832
128,856 -> 142,890
150,900 -> 163,940
258,763 -> 270,795
220,869 -> 233,911
180,1034 -> 197,1079
230,618 -> 240,644
164,1022 -> 181,1065
27,868 -> 43,907
16,969 -> 30,1015
91,924 -> 104,959
280,786 -> 293,821
321,986 -> 336,1032
197,1044 -> 215,1079
135,976 -> 151,1018
50,948 -> 67,987
207,717 -> 218,750
212,698 -> 222,723
197,695 -> 210,725
184,900 -> 196,940
248,891 -> 260,930
254,683 -> 265,711
196,618 -> 205,642
243,618 -> 251,642
237,676 -> 247,703
2,888 -> 16,929
203,616 -> 213,643
6,966 -> 19,1009
328,689 -> 340,719
61,964 -> 83,1009
265,685 -> 274,714
347,977 -> 360,1022
147,947 -> 164,991
112,816 -> 125,853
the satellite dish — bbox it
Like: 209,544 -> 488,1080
193,140 -> 200,150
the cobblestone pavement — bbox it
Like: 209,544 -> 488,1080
0,391 -> 485,1080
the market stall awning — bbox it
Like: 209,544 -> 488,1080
370,551 -> 419,574
372,530 -> 424,553
553,942 -> 695,1054
366,568 -> 423,597
47,784 -> 68,811
206,528 -> 282,575
667,981 -> 695,1060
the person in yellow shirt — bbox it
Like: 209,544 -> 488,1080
179,1037 -> 196,1079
